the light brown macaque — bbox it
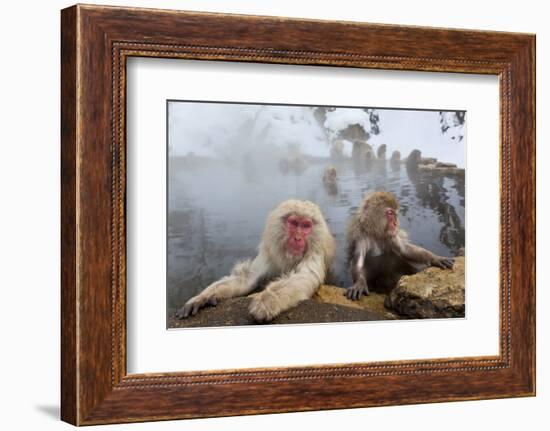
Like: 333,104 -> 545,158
377,144 -> 387,160
390,150 -> 401,163
390,150 -> 401,170
322,165 -> 338,196
176,200 -> 336,322
278,157 -> 290,174
278,156 -> 308,175
330,140 -> 345,160
365,148 -> 376,167
351,140 -> 373,159
345,191 -> 454,299
323,165 -> 337,184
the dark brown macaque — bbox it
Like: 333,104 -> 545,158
345,191 -> 454,300
406,149 -> 422,169
405,149 -> 422,180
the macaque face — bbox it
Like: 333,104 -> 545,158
285,215 -> 314,256
385,207 -> 398,235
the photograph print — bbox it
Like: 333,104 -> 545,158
167,101 -> 466,328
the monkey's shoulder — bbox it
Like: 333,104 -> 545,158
365,240 -> 390,258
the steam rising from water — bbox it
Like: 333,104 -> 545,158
169,102 -> 465,167
167,102 -> 466,313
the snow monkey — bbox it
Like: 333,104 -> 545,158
376,144 -> 387,160
390,150 -> 401,171
323,165 -> 338,185
176,200 -> 336,322
346,191 -> 454,300
406,149 -> 422,169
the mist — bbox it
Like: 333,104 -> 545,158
168,102 -> 465,168
166,101 -> 466,315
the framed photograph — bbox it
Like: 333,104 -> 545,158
61,4 -> 535,425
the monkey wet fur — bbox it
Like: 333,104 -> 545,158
346,191 -> 454,300
176,200 -> 336,322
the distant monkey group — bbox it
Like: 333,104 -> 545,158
176,189 -> 454,322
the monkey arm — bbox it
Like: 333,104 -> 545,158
346,238 -> 371,300
248,254 -> 326,322
176,255 -> 270,319
391,232 -> 454,269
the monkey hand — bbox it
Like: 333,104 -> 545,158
345,283 -> 370,301
249,291 -> 280,323
175,294 -> 218,319
431,256 -> 454,270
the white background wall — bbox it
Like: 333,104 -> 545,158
0,0 -> 546,429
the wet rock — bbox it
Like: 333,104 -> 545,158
435,161 -> 457,168
420,157 -> 438,165
418,163 -> 465,176
385,257 -> 465,319
313,285 -> 399,319
169,291 -> 390,328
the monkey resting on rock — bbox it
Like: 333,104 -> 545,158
176,200 -> 336,322
346,191 -> 454,300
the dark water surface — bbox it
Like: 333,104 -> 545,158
167,158 -> 465,315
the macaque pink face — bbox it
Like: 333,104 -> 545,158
385,207 -> 398,235
285,215 -> 313,256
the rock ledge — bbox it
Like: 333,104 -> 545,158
385,257 -> 465,319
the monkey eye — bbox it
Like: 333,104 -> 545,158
289,219 -> 299,227
301,221 -> 312,230
386,209 -> 395,215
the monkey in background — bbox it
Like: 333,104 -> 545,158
346,191 -> 454,300
376,144 -> 387,160
390,150 -> 401,171
330,140 -> 345,160
322,165 -> 338,195
176,200 -> 336,322
351,140 -> 373,159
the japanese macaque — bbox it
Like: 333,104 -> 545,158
377,144 -> 387,160
406,149 -> 422,168
278,157 -> 290,174
352,140 -> 373,159
176,200 -> 336,322
322,165 -> 338,195
330,140 -> 345,160
365,148 -> 376,168
390,150 -> 401,171
278,155 -> 308,176
345,191 -> 454,299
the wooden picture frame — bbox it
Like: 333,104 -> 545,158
61,4 -> 535,425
